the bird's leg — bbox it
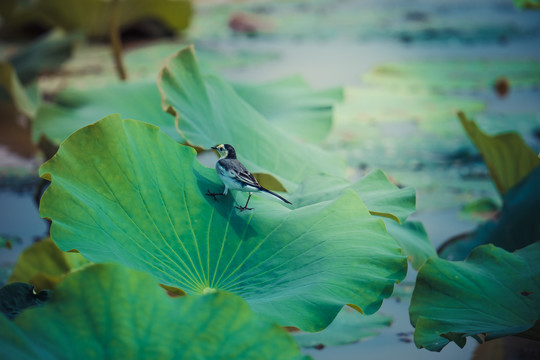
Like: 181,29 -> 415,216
236,192 -> 253,211
206,189 -> 225,201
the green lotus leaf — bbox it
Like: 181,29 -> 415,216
364,60 -> 540,91
9,238 -> 90,290
0,263 -> 304,360
39,114 -> 407,331
7,29 -> 81,85
293,306 -> 392,349
0,283 -> 50,320
33,80 -> 177,144
459,112 -> 540,195
232,76 -> 343,143
287,170 -> 415,224
439,165 -> 540,260
384,220 -> 436,270
0,0 -> 192,37
158,45 -> 346,189
410,241 -> 540,351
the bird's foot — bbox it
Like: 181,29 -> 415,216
235,205 -> 253,212
206,190 -> 223,201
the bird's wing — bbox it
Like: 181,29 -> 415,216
230,168 -> 260,188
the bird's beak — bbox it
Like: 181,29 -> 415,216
211,146 -> 217,150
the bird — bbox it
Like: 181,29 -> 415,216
206,144 -> 292,211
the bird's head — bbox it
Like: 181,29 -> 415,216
211,144 -> 236,159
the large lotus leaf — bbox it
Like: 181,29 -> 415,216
9,238 -> 90,290
439,165 -> 540,261
410,241 -> 540,351
39,114 -> 407,331
33,80 -> 177,144
364,60 -> 540,91
458,112 -> 540,195
0,263 -> 304,360
287,170 -> 415,224
0,0 -> 192,37
293,306 -> 392,349
232,76 -> 343,143
384,220 -> 436,270
158,45 -> 346,189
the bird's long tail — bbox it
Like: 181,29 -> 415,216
260,187 -> 292,205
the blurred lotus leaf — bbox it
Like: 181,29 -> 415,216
458,112 -> 540,195
410,241 -> 540,351
364,60 -> 540,92
232,76 -> 343,143
9,238 -> 90,291
0,62 -> 38,118
39,114 -> 407,331
514,0 -> 540,9
0,0 -> 192,37
0,263 -> 304,359
33,80 -> 177,144
7,29 -> 82,85
158,45 -> 346,190
439,165 -> 540,261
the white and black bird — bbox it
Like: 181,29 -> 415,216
207,144 -> 292,211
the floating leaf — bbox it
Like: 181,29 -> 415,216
458,197 -> 500,221
364,60 -> 540,92
233,76 -> 343,142
33,80 -> 176,144
9,238 -> 90,290
458,112 -> 540,195
293,306 -> 392,348
334,87 -> 484,136
0,283 -> 50,320
0,263 -> 304,359
39,115 -> 407,331
158,45 -> 346,189
410,241 -> 540,351
287,170 -> 415,224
